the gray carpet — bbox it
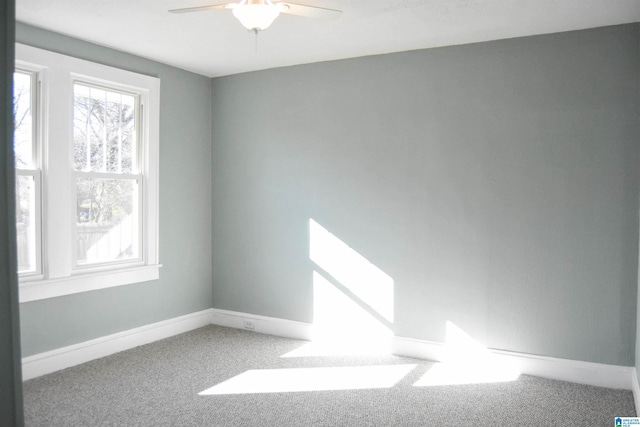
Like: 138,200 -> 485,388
23,326 -> 635,426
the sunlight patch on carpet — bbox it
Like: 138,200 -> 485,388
413,321 -> 520,386
199,364 -> 417,395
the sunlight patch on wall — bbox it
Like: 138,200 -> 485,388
309,219 -> 393,323
303,219 -> 395,357
283,271 -> 392,357
413,321 -> 520,386
199,364 -> 417,395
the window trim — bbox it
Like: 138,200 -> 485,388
15,44 -> 161,303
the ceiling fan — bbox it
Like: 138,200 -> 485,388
169,0 -> 342,32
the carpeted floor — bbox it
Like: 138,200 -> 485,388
23,326 -> 636,426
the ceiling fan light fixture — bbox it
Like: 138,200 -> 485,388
232,0 -> 282,31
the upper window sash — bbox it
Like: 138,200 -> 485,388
13,68 -> 39,171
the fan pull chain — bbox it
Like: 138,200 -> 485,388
254,29 -> 259,53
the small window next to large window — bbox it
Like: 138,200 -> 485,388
13,70 -> 41,275
15,44 -> 160,303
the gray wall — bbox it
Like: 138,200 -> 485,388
16,24 -> 213,357
211,24 -> 640,366
1,1 -> 24,425
11,22 -> 640,371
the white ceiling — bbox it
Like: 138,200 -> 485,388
16,0 -> 640,78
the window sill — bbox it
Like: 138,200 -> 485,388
18,264 -> 161,303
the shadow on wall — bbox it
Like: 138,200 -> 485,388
198,218 -> 520,395
274,218 -> 519,387
305,218 -> 394,356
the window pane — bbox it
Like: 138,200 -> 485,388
13,72 -> 33,169
16,175 -> 37,273
76,178 -> 139,265
73,84 -> 136,173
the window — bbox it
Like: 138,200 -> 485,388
73,83 -> 141,266
15,44 -> 160,303
13,69 -> 41,276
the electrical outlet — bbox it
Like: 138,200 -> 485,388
243,319 -> 255,330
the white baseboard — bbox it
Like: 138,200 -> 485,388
22,307 -> 638,395
210,309 -> 635,391
632,368 -> 640,412
22,309 -> 214,381
210,308 -> 313,341
392,335 -> 634,390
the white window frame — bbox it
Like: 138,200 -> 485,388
15,44 -> 161,303
13,66 -> 43,277
71,79 -> 143,268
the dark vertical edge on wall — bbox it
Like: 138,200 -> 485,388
0,0 -> 24,425
635,22 -> 640,390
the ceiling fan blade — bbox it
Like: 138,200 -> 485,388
169,3 -> 232,14
277,2 -> 342,19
